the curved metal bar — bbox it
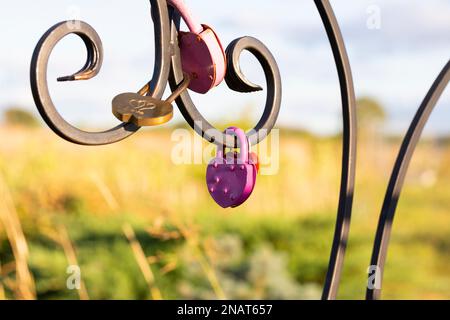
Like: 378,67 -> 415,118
225,39 -> 263,93
313,0 -> 357,300
168,10 -> 282,148
30,0 -> 171,146
366,60 -> 450,300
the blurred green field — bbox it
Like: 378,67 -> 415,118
0,124 -> 449,300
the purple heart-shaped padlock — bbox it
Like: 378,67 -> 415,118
206,127 -> 257,208
167,0 -> 227,94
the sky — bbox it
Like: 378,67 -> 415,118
0,0 -> 449,136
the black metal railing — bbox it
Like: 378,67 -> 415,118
366,61 -> 450,300
313,0 -> 357,300
30,0 -> 281,148
316,1 -> 450,300
28,0 -> 449,300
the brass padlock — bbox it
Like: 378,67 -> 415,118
112,75 -> 191,127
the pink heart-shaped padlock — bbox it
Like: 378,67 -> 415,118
168,0 -> 227,94
206,127 -> 257,208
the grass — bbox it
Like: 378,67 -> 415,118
0,125 -> 449,299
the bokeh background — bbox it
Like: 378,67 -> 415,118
0,0 -> 449,299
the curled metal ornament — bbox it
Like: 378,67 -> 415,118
169,10 -> 282,148
170,0 -> 355,300
367,60 -> 450,300
29,0 -> 352,300
27,0 -> 450,301
30,0 -> 171,145
30,0 -> 281,148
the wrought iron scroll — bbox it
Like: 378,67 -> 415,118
30,0 -> 172,145
366,60 -> 450,300
29,0 -> 353,300
168,10 -> 282,148
29,0 -> 281,148
171,0 -> 356,298
28,0 -> 449,300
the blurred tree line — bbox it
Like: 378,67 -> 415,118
357,97 -> 386,135
1,97 -> 387,132
2,107 -> 39,128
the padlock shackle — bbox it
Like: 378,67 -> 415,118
216,127 -> 249,164
167,0 -> 203,34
